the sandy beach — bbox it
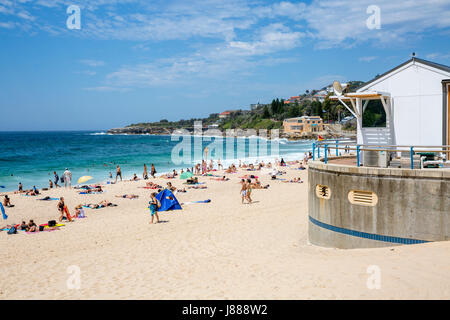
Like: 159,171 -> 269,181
1,165 -> 449,300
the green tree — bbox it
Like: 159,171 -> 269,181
262,106 -> 271,119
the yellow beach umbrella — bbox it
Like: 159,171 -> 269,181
77,176 -> 93,184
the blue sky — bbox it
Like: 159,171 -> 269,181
1,0 -> 450,131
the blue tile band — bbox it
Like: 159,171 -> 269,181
309,216 -> 430,245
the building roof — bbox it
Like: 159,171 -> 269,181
357,57 -> 450,91
220,111 -> 231,115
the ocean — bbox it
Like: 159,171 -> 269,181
0,131 -> 314,192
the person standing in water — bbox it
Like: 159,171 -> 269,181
149,192 -> 160,224
143,164 -> 148,180
150,164 -> 156,178
53,171 -> 59,188
115,165 -> 122,183
64,168 -> 72,188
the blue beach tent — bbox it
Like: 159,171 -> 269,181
156,189 -> 182,212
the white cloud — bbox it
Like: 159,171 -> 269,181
79,59 -> 105,67
0,21 -> 15,29
359,56 -> 377,62
302,0 -> 450,48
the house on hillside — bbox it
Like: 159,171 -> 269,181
283,116 -> 324,134
219,111 -> 231,119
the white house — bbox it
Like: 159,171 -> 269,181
331,57 -> 450,152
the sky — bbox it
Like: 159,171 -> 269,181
0,0 -> 450,131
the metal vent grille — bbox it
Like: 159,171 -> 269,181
348,190 -> 378,206
315,184 -> 331,199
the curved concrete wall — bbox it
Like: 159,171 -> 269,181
308,160 -> 450,249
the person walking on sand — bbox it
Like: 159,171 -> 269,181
246,178 -> 253,204
64,168 -> 72,188
53,171 -> 59,188
143,164 -> 148,180
240,179 -> 248,204
149,192 -> 161,224
150,163 -> 156,178
115,165 -> 122,183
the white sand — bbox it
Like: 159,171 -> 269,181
1,166 -> 449,299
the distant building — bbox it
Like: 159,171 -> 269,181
219,111 -> 231,119
312,90 -> 328,102
208,123 -> 219,129
283,116 -> 324,134
250,103 -> 263,111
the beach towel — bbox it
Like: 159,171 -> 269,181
38,197 -> 59,201
182,199 -> 211,205
155,189 -> 182,212
0,203 -> 7,220
79,191 -> 104,195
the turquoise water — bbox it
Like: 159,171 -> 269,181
0,131 -> 313,191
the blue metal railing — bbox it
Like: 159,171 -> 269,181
312,140 -> 449,168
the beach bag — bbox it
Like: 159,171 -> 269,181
48,220 -> 56,227
39,225 -> 45,232
7,226 -> 17,234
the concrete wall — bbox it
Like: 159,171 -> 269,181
308,160 -> 450,249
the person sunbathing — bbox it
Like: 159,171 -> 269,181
160,173 -> 175,179
115,194 -> 139,199
251,179 -> 270,189
186,177 -> 199,185
166,182 -> 176,192
145,181 -> 162,189
26,220 -> 37,232
188,185 -> 207,189
74,205 -> 85,217
25,186 -> 39,196
19,221 -> 28,230
210,176 -> 229,181
83,200 -> 116,209
282,177 -> 303,183
79,186 -> 103,194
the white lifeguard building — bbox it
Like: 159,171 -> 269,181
331,57 -> 450,151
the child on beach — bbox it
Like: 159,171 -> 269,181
246,179 -> 253,204
240,179 -> 247,204
149,192 -> 160,224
